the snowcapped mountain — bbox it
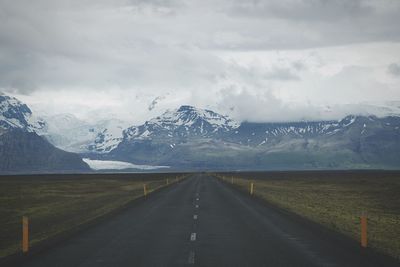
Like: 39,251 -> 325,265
86,119 -> 129,153
42,113 -> 97,152
43,113 -> 129,153
123,105 -> 239,141
0,93 -> 90,173
227,115 -> 366,147
2,92 -> 400,171
115,105 -> 398,152
0,93 -> 46,133
104,105 -> 242,165
0,93 -> 129,154
316,102 -> 400,120
107,106 -> 400,170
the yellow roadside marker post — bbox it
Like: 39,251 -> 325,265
361,214 -> 368,248
250,182 -> 254,195
22,216 -> 29,253
143,184 -> 147,197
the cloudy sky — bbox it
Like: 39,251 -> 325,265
1,0 -> 400,123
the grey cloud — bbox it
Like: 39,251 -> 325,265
291,61 -> 307,71
0,0 -> 399,112
206,0 -> 400,50
215,85 -> 400,123
127,0 -> 182,7
263,67 -> 300,81
148,96 -> 166,111
0,0 -> 226,93
215,86 -> 321,122
227,0 -> 373,22
225,63 -> 301,84
388,63 -> 400,76
301,65 -> 393,104
123,0 -> 184,16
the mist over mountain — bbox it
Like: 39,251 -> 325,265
0,94 -> 90,173
0,93 -> 47,133
102,105 -> 400,170
1,93 -> 400,172
42,113 -> 129,153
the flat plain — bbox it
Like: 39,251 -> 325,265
218,170 -> 400,259
0,173 -> 183,258
1,171 -> 399,266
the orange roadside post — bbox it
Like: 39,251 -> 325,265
143,184 -> 147,197
22,216 -> 29,253
361,215 -> 367,248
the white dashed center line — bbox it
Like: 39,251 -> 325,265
190,233 -> 197,241
189,191 -> 200,264
188,251 -> 195,264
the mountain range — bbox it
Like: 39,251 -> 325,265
1,92 -> 400,172
104,106 -> 400,170
42,113 -> 128,153
0,93 -> 90,173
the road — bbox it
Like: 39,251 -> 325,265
17,174 -> 399,267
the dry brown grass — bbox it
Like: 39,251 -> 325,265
218,174 -> 400,259
0,175 -> 184,258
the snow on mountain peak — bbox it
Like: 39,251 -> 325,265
0,93 -> 46,133
42,113 -> 130,153
153,105 -> 239,128
124,105 -> 239,141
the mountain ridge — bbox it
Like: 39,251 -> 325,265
0,93 -> 46,133
105,107 -> 400,170
2,92 -> 400,171
0,93 -> 91,173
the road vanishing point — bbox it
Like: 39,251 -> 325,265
16,174 -> 399,267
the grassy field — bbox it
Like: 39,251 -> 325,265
0,173 -> 185,258
217,171 -> 400,260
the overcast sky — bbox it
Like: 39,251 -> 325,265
1,0 -> 400,123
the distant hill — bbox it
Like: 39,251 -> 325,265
0,129 -> 90,173
2,92 -> 400,171
42,113 -> 128,154
0,93 -> 90,173
104,106 -> 400,170
0,93 -> 46,133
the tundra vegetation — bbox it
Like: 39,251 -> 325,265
0,173 -> 183,258
218,171 -> 400,259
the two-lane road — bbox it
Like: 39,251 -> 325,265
17,175 -> 399,267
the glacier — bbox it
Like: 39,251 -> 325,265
83,158 -> 169,170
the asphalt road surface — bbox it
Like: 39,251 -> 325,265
16,174 -> 399,267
